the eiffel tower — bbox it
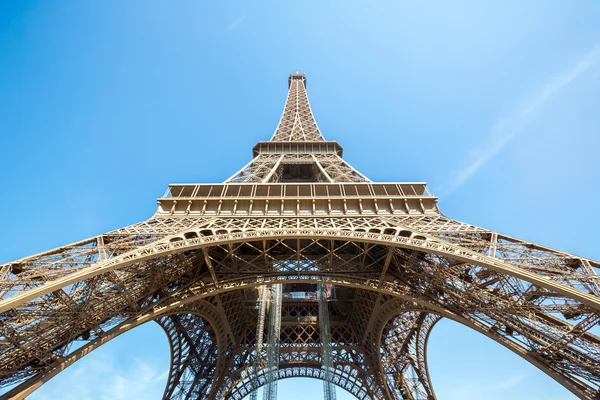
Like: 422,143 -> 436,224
1,73 -> 599,400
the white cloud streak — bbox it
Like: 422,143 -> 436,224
442,372 -> 575,400
226,15 -> 246,33
442,43 -> 600,197
444,374 -> 525,400
27,350 -> 169,400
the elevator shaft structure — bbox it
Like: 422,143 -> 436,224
318,284 -> 337,400
250,286 -> 268,400
263,285 -> 282,400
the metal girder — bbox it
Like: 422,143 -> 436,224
1,73 -> 599,400
157,314 -> 219,399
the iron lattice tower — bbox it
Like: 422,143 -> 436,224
1,74 -> 600,400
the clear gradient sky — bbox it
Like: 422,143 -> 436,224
1,1 -> 600,399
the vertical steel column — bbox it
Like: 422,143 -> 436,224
318,284 -> 337,400
250,286 -> 269,400
263,284 -> 282,400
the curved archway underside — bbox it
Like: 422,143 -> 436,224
1,218 -> 599,399
3,70 -> 600,400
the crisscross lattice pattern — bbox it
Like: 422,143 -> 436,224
1,74 -> 599,400
270,74 -> 325,142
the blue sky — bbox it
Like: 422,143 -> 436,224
1,1 -> 599,399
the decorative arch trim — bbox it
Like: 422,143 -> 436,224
2,228 -> 598,314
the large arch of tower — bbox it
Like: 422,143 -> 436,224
0,74 -> 599,400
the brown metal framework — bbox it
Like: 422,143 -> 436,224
1,73 -> 599,400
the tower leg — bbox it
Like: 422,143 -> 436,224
157,314 -> 220,400
379,312 -> 439,400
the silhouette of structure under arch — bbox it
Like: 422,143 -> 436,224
1,73 -> 599,399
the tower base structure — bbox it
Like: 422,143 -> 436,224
1,74 -> 599,400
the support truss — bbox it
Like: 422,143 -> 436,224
318,284 -> 337,400
157,313 -> 219,399
250,286 -> 268,400
0,73 -> 599,400
263,285 -> 282,400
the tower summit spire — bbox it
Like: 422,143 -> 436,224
271,73 -> 325,142
227,74 -> 368,183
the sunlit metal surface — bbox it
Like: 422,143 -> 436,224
0,74 -> 599,400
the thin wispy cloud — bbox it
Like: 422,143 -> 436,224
441,43 -> 600,198
226,15 -> 246,33
444,374 -> 525,400
28,351 -> 169,400
442,373 -> 575,400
